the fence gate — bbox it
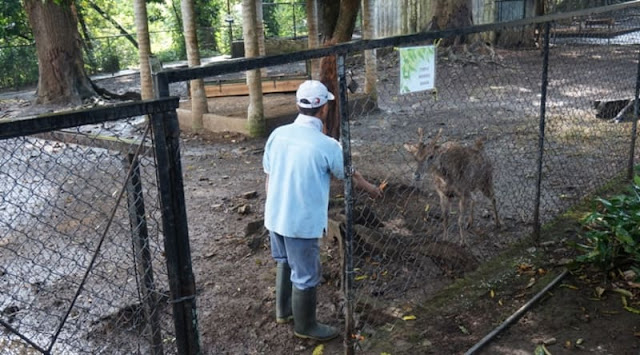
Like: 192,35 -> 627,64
0,98 -> 200,354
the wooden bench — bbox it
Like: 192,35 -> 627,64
204,76 -> 309,98
584,17 -> 615,30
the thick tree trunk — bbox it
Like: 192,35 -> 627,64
430,0 -> 473,45
24,0 -> 95,105
319,0 -> 360,139
182,0 -> 209,131
242,0 -> 265,137
133,0 -> 154,99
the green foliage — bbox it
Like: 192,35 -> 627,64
0,45 -> 38,89
268,1 -> 306,38
0,0 -> 31,45
262,1 -> 280,38
576,176 -> 640,271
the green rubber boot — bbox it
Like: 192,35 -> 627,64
292,286 -> 339,341
275,263 -> 293,324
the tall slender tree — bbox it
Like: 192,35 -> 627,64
23,0 -> 96,104
306,0 -> 320,79
362,0 -> 377,100
133,0 -> 154,99
242,0 -> 265,137
181,0 -> 209,130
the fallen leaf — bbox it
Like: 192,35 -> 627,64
526,277 -> 536,289
402,315 -> 416,321
595,287 -> 605,298
518,263 -> 533,272
312,344 -> 324,355
354,275 -> 368,281
534,344 -> 552,355
612,288 -> 633,298
624,306 -> 640,314
622,269 -> 637,281
564,340 -> 573,349
559,284 -> 579,290
490,289 -> 495,298
458,325 -> 469,334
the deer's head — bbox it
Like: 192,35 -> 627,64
403,128 -> 442,181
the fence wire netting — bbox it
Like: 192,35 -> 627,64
0,117 -> 178,354
333,7 -> 640,350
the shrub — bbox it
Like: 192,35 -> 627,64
577,175 -> 640,275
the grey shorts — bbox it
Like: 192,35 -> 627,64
270,230 -> 321,290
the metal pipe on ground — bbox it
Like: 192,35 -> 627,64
464,268 -> 570,355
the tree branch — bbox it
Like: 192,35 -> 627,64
86,0 -> 139,49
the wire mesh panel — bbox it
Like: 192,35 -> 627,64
542,8 -> 640,224
332,7 -> 640,352
0,111 -> 178,353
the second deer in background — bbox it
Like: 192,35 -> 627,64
404,128 -> 501,244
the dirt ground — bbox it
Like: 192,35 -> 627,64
1,45 -> 640,355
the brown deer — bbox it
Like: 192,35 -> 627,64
404,128 -> 501,244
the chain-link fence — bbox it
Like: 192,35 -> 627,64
0,98 -> 199,354
339,5 -> 640,353
5,2 -> 638,354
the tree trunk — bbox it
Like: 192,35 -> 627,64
181,0 -> 209,131
23,0 -> 95,105
306,0 -> 321,79
362,0 -> 377,101
255,0 -> 266,77
133,0 -> 154,100
76,5 -> 97,70
319,0 -> 360,139
430,0 -> 473,44
242,0 -> 265,137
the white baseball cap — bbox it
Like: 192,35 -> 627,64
296,80 -> 335,108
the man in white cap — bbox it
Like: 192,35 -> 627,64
263,80 -> 381,341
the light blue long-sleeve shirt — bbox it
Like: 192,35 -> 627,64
263,114 -> 345,239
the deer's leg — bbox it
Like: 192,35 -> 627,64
467,198 -> 475,229
436,191 -> 450,239
491,196 -> 501,228
483,185 -> 501,229
458,193 -> 470,245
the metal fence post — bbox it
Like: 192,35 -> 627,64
533,21 -> 551,243
627,48 -> 640,180
338,53 -> 356,355
150,109 -> 201,355
125,153 -> 164,355
154,72 -> 171,99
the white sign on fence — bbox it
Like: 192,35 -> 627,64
399,45 -> 436,94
